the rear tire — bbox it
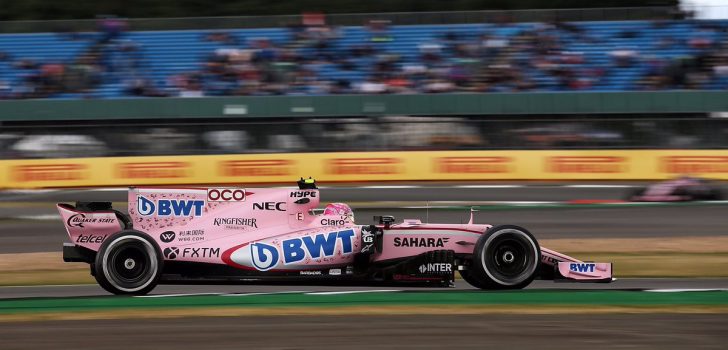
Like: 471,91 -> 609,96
94,230 -> 163,295
466,225 -> 541,290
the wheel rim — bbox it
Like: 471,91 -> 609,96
102,236 -> 158,293
481,229 -> 538,286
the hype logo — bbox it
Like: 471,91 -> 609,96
250,243 -> 279,271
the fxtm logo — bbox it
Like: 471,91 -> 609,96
207,188 -> 247,202
163,246 -> 220,260
159,231 -> 176,243
569,263 -> 596,273
394,237 -> 449,248
137,196 -> 205,217
249,229 -> 356,271
252,202 -> 285,211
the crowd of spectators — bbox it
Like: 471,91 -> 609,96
1,16 -> 728,99
0,16 -> 142,99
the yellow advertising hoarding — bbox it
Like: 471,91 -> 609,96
1,150 -> 728,188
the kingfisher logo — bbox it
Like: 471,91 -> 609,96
326,158 -> 401,175
569,263 -> 596,273
226,229 -> 356,271
436,157 -> 511,173
661,156 -> 728,174
13,164 -> 87,182
117,162 -> 188,179
137,196 -> 205,217
547,156 -> 625,173
220,160 -> 292,177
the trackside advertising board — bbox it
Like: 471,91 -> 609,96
1,150 -> 728,188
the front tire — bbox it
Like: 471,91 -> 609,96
466,225 -> 541,290
94,230 -> 163,295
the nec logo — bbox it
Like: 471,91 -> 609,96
220,160 -> 292,177
117,162 -> 188,179
436,157 -> 511,173
253,202 -> 285,211
661,156 -> 728,173
547,156 -> 625,173
569,263 -> 596,273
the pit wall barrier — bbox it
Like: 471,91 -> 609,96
2,150 -> 728,189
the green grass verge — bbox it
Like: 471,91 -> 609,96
1,290 -> 728,315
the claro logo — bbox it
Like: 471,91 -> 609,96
13,164 -> 87,182
435,157 -> 511,173
546,156 -> 626,173
117,162 -> 189,179
220,160 -> 292,176
661,156 -> 728,173
326,158 -> 401,175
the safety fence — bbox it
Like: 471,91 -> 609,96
2,150 -> 728,188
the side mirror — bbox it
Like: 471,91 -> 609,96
374,215 -> 395,228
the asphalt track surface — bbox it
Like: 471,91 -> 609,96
1,278 -> 728,299
2,313 -> 725,350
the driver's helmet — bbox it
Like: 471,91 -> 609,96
323,203 -> 354,222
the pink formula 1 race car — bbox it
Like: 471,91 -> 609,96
58,179 -> 612,295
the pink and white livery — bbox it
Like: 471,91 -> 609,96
58,178 -> 613,295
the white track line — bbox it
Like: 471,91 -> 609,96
358,185 -> 419,189
220,290 -> 308,297
645,288 -> 728,293
455,185 -> 523,189
305,289 -> 401,295
565,185 -> 636,188
137,292 -> 223,298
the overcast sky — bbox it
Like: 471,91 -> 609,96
681,0 -> 728,19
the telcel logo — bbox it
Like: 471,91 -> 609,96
137,196 -> 205,217
207,188 -> 246,202
569,263 -> 596,273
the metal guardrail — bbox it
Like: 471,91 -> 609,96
0,7 -> 684,33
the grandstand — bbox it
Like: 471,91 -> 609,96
0,17 -> 726,99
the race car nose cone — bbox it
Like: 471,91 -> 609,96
503,251 -> 515,263
124,258 -> 136,270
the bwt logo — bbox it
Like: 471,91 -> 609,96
13,164 -> 86,182
661,156 -> 728,174
117,162 -> 188,179
569,263 -> 596,273
547,156 -> 625,173
250,229 -> 356,271
207,188 -> 247,202
253,202 -> 285,211
220,160 -> 292,177
137,196 -> 205,217
436,157 -> 511,174
326,158 -> 401,175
